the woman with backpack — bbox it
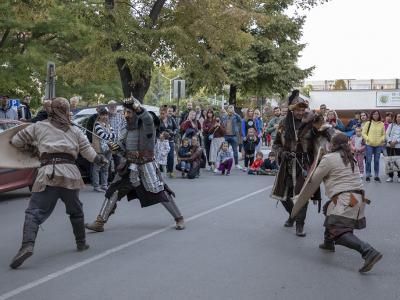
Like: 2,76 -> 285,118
362,110 -> 385,182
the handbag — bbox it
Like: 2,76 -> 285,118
384,155 -> 400,174
208,126 -> 219,141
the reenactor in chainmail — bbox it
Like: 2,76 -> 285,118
85,97 -> 185,232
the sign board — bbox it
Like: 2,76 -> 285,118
376,91 -> 400,107
173,80 -> 185,99
9,99 -> 20,109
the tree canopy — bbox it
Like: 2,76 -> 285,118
0,0 -> 328,108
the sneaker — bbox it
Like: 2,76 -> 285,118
221,170 -> 225,175
242,167 -> 248,172
226,171 -> 230,176
374,177 -> 381,182
236,164 -> 242,170
213,168 -> 218,174
386,177 -> 393,183
93,187 -> 105,193
101,185 -> 108,191
168,172 -> 176,178
365,177 -> 371,182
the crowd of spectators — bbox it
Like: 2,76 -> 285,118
2,93 -> 400,187
317,104 -> 400,183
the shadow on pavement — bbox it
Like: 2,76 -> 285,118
0,188 -> 31,202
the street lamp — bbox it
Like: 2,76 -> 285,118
159,73 -> 181,102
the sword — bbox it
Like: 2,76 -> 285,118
71,122 -> 111,142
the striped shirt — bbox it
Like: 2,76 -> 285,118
94,121 -> 115,141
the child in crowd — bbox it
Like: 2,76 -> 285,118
155,131 -> 170,178
350,127 -> 366,178
242,128 -> 260,172
217,141 -> 234,175
177,138 -> 192,177
248,151 -> 264,175
259,151 -> 278,175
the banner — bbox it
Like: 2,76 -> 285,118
376,91 -> 400,107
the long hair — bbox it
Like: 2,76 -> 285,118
206,109 -> 214,120
394,113 -> 400,125
331,132 -> 355,173
288,90 -> 300,106
369,110 -> 382,122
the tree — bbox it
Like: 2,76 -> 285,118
100,0 -> 257,101
181,0 -> 330,106
0,1 -> 121,108
221,0 -> 329,105
333,79 -> 347,90
301,84 -> 313,97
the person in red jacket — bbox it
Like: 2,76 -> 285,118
248,151 -> 264,175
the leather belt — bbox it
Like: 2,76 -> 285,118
126,150 -> 154,165
39,153 -> 76,180
331,190 -> 369,207
332,190 -> 363,199
40,153 -> 76,167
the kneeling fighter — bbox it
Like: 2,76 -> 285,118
86,97 -> 185,232
293,132 -> 382,273
9,97 -> 107,269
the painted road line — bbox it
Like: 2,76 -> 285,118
0,186 -> 272,300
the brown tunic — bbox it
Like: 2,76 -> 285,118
11,121 -> 97,192
295,152 -> 367,231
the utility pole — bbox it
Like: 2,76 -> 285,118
160,74 -> 181,102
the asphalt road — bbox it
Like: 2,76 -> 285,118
0,168 -> 399,300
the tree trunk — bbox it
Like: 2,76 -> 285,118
106,0 -> 164,103
115,57 -> 151,101
229,84 -> 237,106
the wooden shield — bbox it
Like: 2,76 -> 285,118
0,123 -> 40,169
291,147 -> 324,218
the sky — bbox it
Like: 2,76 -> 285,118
297,0 -> 400,81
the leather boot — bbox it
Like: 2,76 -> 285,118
335,232 -> 383,273
319,228 -> 335,252
284,217 -> 295,227
70,216 -> 90,251
295,222 -> 306,237
359,248 -> 383,273
175,217 -> 185,230
319,241 -> 335,252
10,217 -> 39,269
85,215 -> 106,232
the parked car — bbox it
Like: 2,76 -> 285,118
0,120 -> 37,193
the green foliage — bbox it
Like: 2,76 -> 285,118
0,1 -> 121,108
301,84 -> 313,97
0,0 -> 329,109
333,79 -> 347,90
